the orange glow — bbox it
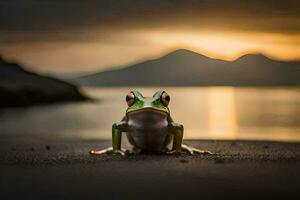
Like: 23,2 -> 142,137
151,31 -> 300,61
0,30 -> 299,73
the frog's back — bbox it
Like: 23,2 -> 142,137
127,109 -> 169,152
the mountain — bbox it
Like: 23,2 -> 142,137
75,49 -> 300,86
0,57 -> 87,107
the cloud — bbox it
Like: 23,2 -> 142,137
0,0 -> 299,43
1,0 -> 299,73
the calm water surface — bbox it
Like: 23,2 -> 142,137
1,87 -> 300,142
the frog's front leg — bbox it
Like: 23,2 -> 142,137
167,122 -> 215,155
167,122 -> 184,154
89,121 -> 129,156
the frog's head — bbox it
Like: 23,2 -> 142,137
125,90 -> 170,115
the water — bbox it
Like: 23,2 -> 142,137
1,87 -> 300,142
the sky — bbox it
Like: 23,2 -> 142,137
0,0 -> 299,74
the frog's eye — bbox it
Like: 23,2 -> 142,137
126,92 -> 135,106
161,91 -> 170,106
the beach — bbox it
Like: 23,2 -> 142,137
0,139 -> 299,200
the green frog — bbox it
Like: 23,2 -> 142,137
90,91 -> 213,155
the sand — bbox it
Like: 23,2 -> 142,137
0,139 -> 299,200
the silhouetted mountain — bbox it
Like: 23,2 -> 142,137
0,57 -> 87,107
76,49 -> 300,86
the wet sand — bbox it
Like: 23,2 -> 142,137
0,139 -> 299,200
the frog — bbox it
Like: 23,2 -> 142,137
90,91 -> 214,156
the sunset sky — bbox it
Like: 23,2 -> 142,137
0,0 -> 299,74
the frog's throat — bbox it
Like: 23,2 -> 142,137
126,107 -> 169,115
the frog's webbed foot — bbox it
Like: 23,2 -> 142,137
181,144 -> 216,155
89,147 -> 129,156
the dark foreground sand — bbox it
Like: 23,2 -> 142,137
0,139 -> 299,200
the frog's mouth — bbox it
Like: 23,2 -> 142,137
127,107 -> 169,116
127,108 -> 169,122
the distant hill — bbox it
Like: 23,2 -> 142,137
0,57 -> 87,107
75,49 -> 300,86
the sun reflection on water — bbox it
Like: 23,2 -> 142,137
207,87 -> 237,139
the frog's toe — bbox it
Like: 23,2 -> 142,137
89,147 -> 113,155
89,147 -> 129,156
181,144 -> 215,155
162,149 -> 181,155
181,144 -> 195,155
192,148 -> 215,155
